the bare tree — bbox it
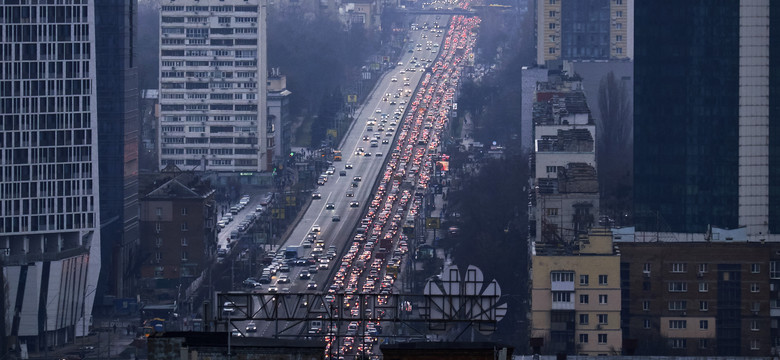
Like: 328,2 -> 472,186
597,71 -> 633,224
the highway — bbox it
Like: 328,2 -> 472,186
228,14 -> 446,338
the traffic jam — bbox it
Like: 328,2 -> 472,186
321,12 -> 479,358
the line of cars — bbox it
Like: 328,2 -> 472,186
323,13 -> 479,358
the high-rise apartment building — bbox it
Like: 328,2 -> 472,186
536,0 -> 633,66
0,1 -> 102,350
94,0 -> 140,301
633,1 -> 779,238
158,0 -> 269,173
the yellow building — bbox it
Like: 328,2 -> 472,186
530,228 -> 622,355
536,0 -> 633,65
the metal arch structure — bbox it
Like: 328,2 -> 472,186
211,266 -> 507,338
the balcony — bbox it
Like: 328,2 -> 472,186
551,280 -> 574,292
551,299 -> 575,310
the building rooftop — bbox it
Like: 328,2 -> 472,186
149,331 -> 326,349
533,91 -> 592,126
610,226 -> 780,243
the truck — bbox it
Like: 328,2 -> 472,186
333,150 -> 343,161
285,245 -> 303,259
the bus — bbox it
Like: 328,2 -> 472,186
333,150 -> 342,161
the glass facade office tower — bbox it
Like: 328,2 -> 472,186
0,1 -> 102,350
634,0 -> 779,238
94,0 -> 140,301
158,0 -> 269,173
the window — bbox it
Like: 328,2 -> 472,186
599,294 -> 608,304
668,282 -> 687,292
670,339 -> 686,349
698,263 -> 708,273
671,263 -> 687,273
549,11 -> 557,17
181,207 -> 188,216
181,223 -> 189,231
156,222 -> 162,232
771,261 -> 780,278
548,47 -> 556,54
751,320 -> 759,331
156,238 -> 163,247
155,252 -> 162,261
181,237 -> 188,246
752,302 -> 761,312
615,22 -> 622,29
599,275 -> 608,285
156,207 -> 162,216
579,314 -> 589,325
669,320 -> 687,329
579,333 -> 588,343
549,23 -> 556,29
615,0 -> 622,4
579,294 -> 589,304
616,47 -> 623,54
546,166 -> 556,173
699,301 -> 708,311
616,35 -> 623,42
751,339 -> 760,350
181,251 -> 188,261
546,208 -> 559,216
642,301 -> 650,311
551,272 -> 574,282
598,314 -> 608,325
699,339 -> 708,349
550,0 -> 556,3
598,334 -> 607,344
751,263 -> 761,273
643,319 -> 651,329
697,282 -> 708,292
699,320 -> 708,329
668,300 -> 687,311
580,275 -> 589,285
552,292 -> 572,302
643,263 -> 651,273
616,10 -> 623,17
751,283 -> 760,293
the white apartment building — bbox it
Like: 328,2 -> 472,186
158,0 -> 269,173
0,1 -> 102,350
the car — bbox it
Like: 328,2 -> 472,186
231,328 -> 243,337
299,270 -> 311,279
353,176 -> 362,182
268,285 -> 278,293
345,163 -> 353,169
364,152 -> 371,157
376,152 -> 383,157
391,77 -> 397,82
317,178 -> 325,186
350,201 -> 360,207
279,264 -> 290,272
339,170 -> 347,176
346,191 -> 354,197
278,274 -> 290,283
307,281 -> 318,290
312,192 -> 321,199
332,215 -> 341,222
259,275 -> 271,284
326,202 -> 335,210
311,225 -> 321,232
351,181 -> 359,188
382,139 -> 389,144
246,322 -> 257,332
325,167 -> 335,175
375,109 -> 381,113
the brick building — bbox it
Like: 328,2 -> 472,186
139,171 -> 218,302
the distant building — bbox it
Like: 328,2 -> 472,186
520,66 -> 548,153
530,228 -> 622,355
158,0 -> 270,175
267,71 -> 292,164
530,74 -> 598,244
633,1 -> 779,237
614,227 -> 780,356
138,170 -> 218,304
340,0 -> 379,29
380,342 -> 513,360
147,332 -> 326,360
536,0 -> 633,65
